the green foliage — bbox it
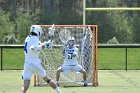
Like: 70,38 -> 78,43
0,0 -> 140,44
0,9 -> 15,43
16,8 -> 34,43
109,11 -> 134,43
3,34 -> 18,44
133,14 -> 140,43
87,0 -> 138,44
0,8 -> 37,44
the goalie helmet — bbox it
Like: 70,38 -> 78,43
30,25 -> 43,38
67,36 -> 75,46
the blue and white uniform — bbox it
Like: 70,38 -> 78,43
22,35 -> 46,80
60,45 -> 83,74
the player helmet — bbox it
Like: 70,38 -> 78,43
67,36 -> 75,46
30,25 -> 43,38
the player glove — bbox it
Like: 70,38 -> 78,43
44,40 -> 53,49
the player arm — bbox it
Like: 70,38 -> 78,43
30,45 -> 42,52
30,41 -> 44,52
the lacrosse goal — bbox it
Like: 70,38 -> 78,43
34,25 -> 98,86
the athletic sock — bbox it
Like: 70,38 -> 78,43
56,81 -> 59,86
55,87 -> 62,93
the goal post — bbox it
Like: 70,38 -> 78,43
34,25 -> 98,86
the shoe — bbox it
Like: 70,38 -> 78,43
83,81 -> 88,86
58,91 -> 62,93
84,83 -> 88,86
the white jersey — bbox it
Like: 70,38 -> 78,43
24,35 -> 42,64
63,46 -> 78,66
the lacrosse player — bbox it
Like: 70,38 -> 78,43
20,25 -> 62,93
56,36 -> 88,86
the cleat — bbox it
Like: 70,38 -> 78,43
84,83 -> 88,86
83,81 -> 88,86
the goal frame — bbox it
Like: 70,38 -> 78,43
33,25 -> 98,86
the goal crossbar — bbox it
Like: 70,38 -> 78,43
84,7 -> 140,11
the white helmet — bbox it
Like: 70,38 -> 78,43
67,36 -> 75,46
30,25 -> 43,38
68,36 -> 75,41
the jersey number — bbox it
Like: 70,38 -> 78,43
24,42 -> 28,53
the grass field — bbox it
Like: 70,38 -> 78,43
0,70 -> 140,93
0,47 -> 140,93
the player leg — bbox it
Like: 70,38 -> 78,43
35,63 -> 62,93
43,75 -> 62,93
79,68 -> 87,86
56,66 -> 64,86
20,63 -> 32,93
56,65 -> 70,86
20,80 -> 30,93
73,64 -> 87,86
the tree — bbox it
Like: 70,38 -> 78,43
16,8 -> 35,43
0,9 -> 15,43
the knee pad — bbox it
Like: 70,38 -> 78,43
47,78 -> 51,83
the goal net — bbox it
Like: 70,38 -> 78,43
34,25 -> 98,86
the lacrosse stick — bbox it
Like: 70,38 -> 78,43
48,23 -> 55,36
41,24 -> 55,63
42,23 -> 55,49
59,28 -> 71,49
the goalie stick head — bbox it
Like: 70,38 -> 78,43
59,28 -> 71,44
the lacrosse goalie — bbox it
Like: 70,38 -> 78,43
20,25 -> 62,93
56,36 -> 88,86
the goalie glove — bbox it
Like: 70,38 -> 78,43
44,40 -> 53,49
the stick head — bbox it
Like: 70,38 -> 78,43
48,24 -> 55,36
59,29 -> 71,44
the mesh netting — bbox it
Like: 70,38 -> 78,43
34,25 -> 98,86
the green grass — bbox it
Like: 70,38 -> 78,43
0,47 -> 139,93
2,48 -> 24,69
98,48 -> 140,70
0,48 -> 140,70
0,70 -> 140,93
127,48 -> 140,69
98,48 -> 125,69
